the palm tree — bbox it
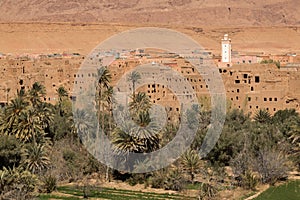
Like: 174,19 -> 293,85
96,67 -> 112,136
73,109 -> 94,143
254,109 -> 271,123
56,86 -> 69,116
13,108 -> 44,143
56,86 -> 68,102
181,149 -> 202,183
0,95 -> 28,135
127,71 -> 141,97
129,92 -> 151,119
28,82 -> 46,107
21,142 -> 51,174
34,102 -> 54,131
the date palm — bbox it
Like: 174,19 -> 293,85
181,149 -> 202,183
56,86 -> 69,116
127,71 -> 141,97
34,102 -> 54,130
21,142 -> 51,174
13,108 -> 44,143
129,92 -> 151,120
254,109 -> 271,123
28,82 -> 46,106
96,67 -> 112,139
73,109 -> 94,143
0,95 -> 28,135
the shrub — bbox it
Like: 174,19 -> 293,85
63,150 -> 75,163
151,171 -> 166,189
164,169 -> 186,191
254,149 -> 289,185
241,171 -> 258,190
42,175 -> 57,193
198,182 -> 218,200
0,167 -> 37,199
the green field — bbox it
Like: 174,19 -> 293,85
254,180 -> 300,200
38,185 -> 197,200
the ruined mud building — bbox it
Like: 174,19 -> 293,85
0,36 -> 299,117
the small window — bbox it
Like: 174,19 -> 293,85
248,97 -> 251,101
269,98 -> 272,101
243,74 -> 248,78
274,98 -> 278,101
235,80 -> 240,84
251,87 -> 254,91
236,96 -> 239,100
237,89 -> 240,93
264,98 -> 267,101
255,76 -> 260,83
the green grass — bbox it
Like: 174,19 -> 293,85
38,185 -> 197,200
254,180 -> 300,200
239,191 -> 256,200
185,182 -> 202,190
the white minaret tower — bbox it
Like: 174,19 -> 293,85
221,34 -> 231,64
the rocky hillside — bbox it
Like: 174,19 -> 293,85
0,0 -> 299,26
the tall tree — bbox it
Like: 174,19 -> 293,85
96,67 -> 112,140
0,95 -> 28,136
127,71 -> 141,97
181,149 -> 202,183
28,82 -> 46,107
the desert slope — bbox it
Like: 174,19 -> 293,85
0,0 -> 299,26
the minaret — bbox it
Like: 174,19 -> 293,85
221,34 -> 231,64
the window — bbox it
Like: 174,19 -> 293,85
235,80 -> 240,84
255,76 -> 260,83
237,89 -> 240,93
269,98 -> 272,101
251,87 -> 254,91
274,98 -> 278,101
248,97 -> 251,101
243,74 -> 248,78
236,96 -> 239,100
264,98 -> 267,101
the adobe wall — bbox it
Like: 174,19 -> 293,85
0,53 -> 299,118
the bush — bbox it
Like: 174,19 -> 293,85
241,171 -> 258,191
0,167 -> 37,199
163,169 -> 186,191
63,150 -> 75,163
198,182 -> 218,200
0,135 -> 22,169
151,171 -> 166,189
126,174 -> 147,186
42,175 -> 57,193
254,149 -> 289,185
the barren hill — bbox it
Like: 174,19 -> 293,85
0,0 -> 299,26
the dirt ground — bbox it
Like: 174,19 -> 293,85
0,23 -> 300,56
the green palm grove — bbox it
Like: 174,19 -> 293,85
0,68 -> 299,199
